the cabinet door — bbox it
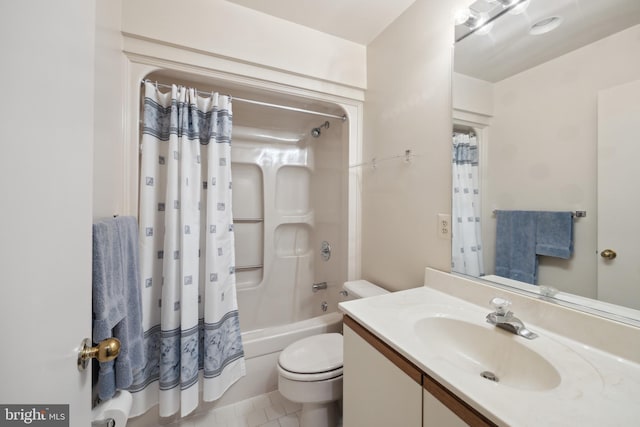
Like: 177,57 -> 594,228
423,390 -> 467,427
343,324 -> 422,427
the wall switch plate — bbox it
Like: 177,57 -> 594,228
437,213 -> 451,239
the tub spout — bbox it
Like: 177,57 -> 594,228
312,282 -> 328,292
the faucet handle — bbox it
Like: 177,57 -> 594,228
489,297 -> 511,315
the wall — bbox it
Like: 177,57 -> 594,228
483,24 -> 640,297
361,0 -> 468,291
121,0 -> 366,90
453,73 -> 493,118
93,0 -> 125,219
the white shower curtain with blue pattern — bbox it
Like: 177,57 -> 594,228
452,132 -> 485,277
130,82 -> 245,418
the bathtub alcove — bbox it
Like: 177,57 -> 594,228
129,70 -> 354,424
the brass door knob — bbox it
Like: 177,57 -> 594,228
600,249 -> 617,260
77,337 -> 121,371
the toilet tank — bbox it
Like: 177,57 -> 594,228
342,280 -> 388,300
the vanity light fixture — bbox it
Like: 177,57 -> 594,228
487,0 -> 531,15
454,8 -> 490,31
488,0 -> 519,6
529,16 -> 563,35
454,8 -> 472,26
475,13 -> 494,35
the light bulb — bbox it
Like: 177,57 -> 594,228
454,8 -> 472,26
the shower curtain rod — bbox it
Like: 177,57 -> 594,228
141,80 -> 347,121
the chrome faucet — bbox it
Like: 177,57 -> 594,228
486,297 -> 538,339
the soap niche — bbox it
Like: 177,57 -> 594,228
275,223 -> 312,257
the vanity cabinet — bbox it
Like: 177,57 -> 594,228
423,390 -> 467,427
343,318 -> 422,427
343,315 -> 495,427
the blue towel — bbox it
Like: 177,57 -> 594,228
495,211 -> 538,284
92,216 -> 144,401
535,211 -> 573,259
495,210 -> 575,285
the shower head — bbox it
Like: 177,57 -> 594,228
310,121 -> 330,138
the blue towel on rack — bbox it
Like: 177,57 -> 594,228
495,210 -> 539,284
495,210 -> 575,285
92,216 -> 144,401
535,211 -> 574,259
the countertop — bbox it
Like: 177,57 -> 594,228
339,286 -> 640,427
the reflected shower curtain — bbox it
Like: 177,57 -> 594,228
130,82 -> 245,418
452,132 -> 484,277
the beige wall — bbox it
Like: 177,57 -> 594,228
361,0 -> 468,291
121,0 -> 367,89
93,0 -> 125,219
482,25 -> 640,297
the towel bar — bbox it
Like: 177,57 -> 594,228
492,209 -> 586,218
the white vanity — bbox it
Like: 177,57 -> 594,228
339,268 -> 640,426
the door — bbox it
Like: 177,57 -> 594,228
0,1 -> 96,425
597,79 -> 640,310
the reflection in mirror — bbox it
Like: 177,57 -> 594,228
452,0 -> 640,324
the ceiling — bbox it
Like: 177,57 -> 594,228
225,0 -> 417,45
455,0 -> 640,82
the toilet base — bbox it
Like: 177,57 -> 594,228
299,401 -> 339,427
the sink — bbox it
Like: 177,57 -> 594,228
414,317 -> 561,391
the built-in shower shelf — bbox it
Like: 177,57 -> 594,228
278,213 -> 315,224
234,218 -> 264,223
236,264 -> 264,272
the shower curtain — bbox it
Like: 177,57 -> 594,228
451,132 -> 484,277
130,82 -> 245,418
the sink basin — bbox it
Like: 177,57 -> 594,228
414,317 -> 561,391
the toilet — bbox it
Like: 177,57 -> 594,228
277,280 -> 388,427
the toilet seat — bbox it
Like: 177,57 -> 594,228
278,333 -> 343,382
278,364 -> 343,382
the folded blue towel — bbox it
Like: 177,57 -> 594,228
535,211 -> 574,259
92,216 -> 144,401
495,211 -> 538,284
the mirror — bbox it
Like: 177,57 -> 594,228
452,0 -> 640,323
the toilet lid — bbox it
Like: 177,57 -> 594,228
278,333 -> 343,374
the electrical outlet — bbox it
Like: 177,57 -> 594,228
437,213 -> 451,239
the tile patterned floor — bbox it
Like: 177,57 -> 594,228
128,390 -> 342,427
173,391 -> 304,427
